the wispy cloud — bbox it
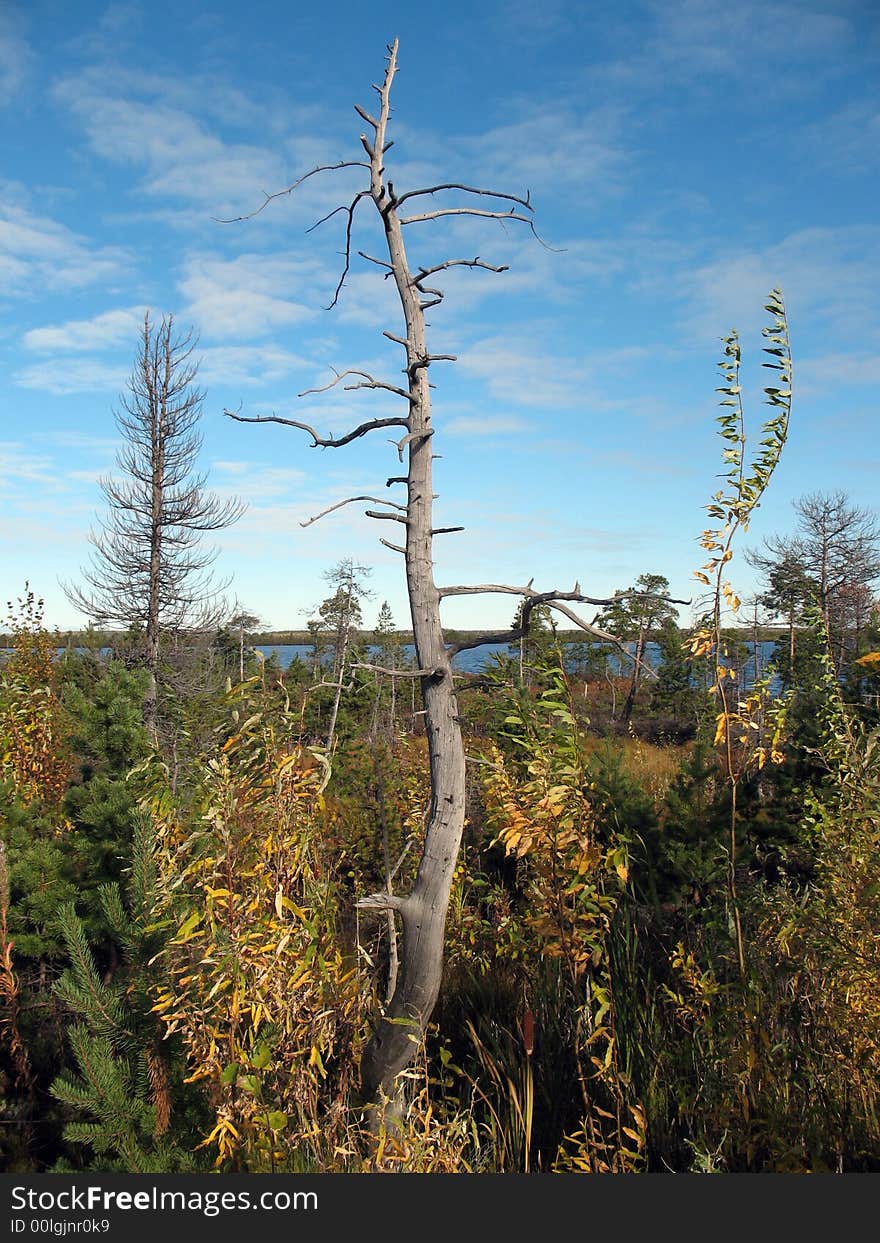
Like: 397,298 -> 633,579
0,200 -> 129,298
460,102 -> 630,201
0,11 -> 31,105
62,1 -> 144,60
51,64 -> 360,228
52,73 -> 287,218
798,98 -> 880,177
797,352 -> 880,397
198,344 -> 309,390
35,430 -> 119,454
179,253 -> 321,340
456,334 -> 660,412
23,306 -> 148,352
0,442 -> 59,488
595,0 -> 854,104
14,358 -> 129,395
680,225 -> 880,345
210,459 -> 306,500
445,415 -> 531,437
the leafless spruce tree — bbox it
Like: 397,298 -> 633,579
749,489 -> 880,672
315,557 -> 372,751
66,312 -> 245,738
226,39 -> 661,1117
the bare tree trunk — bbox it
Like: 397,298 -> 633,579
325,621 -> 350,753
144,329 -> 165,745
355,48 -> 465,1106
621,627 -> 645,725
225,38 -> 665,1116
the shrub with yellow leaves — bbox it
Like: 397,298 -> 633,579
478,662 -> 645,1172
148,682 -> 365,1171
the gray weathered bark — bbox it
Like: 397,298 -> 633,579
226,39 -> 675,1116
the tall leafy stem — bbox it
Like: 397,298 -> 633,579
690,289 -> 792,980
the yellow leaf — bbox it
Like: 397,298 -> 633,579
693,571 -> 710,585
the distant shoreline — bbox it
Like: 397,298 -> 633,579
1,625 -> 790,648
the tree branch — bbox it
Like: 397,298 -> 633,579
398,208 -> 562,251
298,367 -> 411,403
414,257 -> 509,283
351,661 -> 446,679
392,428 -> 433,461
439,583 -> 620,605
440,582 -> 685,677
365,509 -> 409,524
393,184 -> 533,211
300,495 -> 407,528
309,192 -> 371,308
212,161 -> 370,223
357,893 -> 407,913
225,409 -> 409,448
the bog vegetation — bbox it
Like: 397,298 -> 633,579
2,42 -> 880,1174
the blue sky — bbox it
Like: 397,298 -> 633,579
1,0 -> 878,635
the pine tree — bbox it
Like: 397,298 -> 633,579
597,573 -> 678,724
50,821 -> 206,1171
373,601 -> 403,733
650,619 -> 705,735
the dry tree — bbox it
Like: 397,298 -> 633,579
225,39 -> 665,1119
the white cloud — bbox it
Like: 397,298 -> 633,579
179,253 -> 322,340
797,352 -> 880,396
681,226 -> 880,345
36,430 -> 119,453
210,459 -> 306,499
52,76 -> 287,217
445,416 -> 531,437
798,98 -> 880,177
23,306 -> 148,352
14,358 -> 129,395
0,201 -> 129,298
0,442 -> 58,488
198,344 -> 308,389
0,12 -> 30,105
461,102 -> 630,200
50,67 -> 358,228
595,0 -> 854,103
456,335 -> 658,412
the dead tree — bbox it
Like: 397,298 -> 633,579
227,39 -> 675,1113
67,312 -> 244,739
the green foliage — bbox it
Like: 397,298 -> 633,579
60,661 -> 152,914
451,654 -> 646,1171
0,586 -> 71,809
597,573 -> 678,723
148,681 -> 362,1172
49,821 -> 205,1172
650,618 -> 707,732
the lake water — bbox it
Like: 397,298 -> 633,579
2,637 -> 783,694
255,638 -> 783,693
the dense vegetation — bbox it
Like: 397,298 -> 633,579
1,543 -> 878,1172
2,42 -> 879,1173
